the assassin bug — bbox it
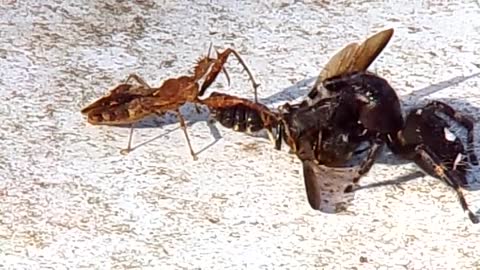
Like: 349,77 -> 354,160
81,45 -> 259,159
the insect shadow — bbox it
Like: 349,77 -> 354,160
106,105 -> 224,155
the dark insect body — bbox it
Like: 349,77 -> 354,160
209,28 -> 480,223
209,29 -> 397,212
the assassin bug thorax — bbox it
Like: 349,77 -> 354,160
81,45 -> 260,160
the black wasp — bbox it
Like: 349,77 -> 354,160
209,29 -> 480,223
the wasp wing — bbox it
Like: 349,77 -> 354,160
309,28 -> 394,102
351,28 -> 394,75
302,160 -> 358,213
319,28 -> 393,82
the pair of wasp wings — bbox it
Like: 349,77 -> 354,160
301,28 -> 394,213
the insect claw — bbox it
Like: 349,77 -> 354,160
120,148 -> 132,155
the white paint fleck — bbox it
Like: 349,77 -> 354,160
453,153 -> 463,170
444,127 -> 457,142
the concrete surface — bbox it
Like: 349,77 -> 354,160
1,0 -> 480,269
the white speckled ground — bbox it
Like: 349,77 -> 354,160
1,1 -> 480,269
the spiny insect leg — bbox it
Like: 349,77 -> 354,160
222,49 -> 260,102
424,101 -> 478,165
222,67 -> 231,87
455,187 -> 479,224
200,48 -> 260,102
415,144 -> 478,224
352,141 -> 384,184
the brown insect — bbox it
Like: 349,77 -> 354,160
81,46 -> 260,160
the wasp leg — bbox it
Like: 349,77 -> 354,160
423,101 -> 478,166
176,109 -> 197,160
125,74 -> 151,88
120,124 -> 136,155
415,144 -> 478,224
352,140 -> 384,184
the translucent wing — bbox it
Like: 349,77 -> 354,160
302,160 -> 358,213
319,28 -> 393,82
317,43 -> 359,84
309,28 -> 394,101
351,28 -> 394,75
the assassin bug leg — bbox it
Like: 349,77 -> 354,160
176,109 -> 197,160
125,74 -> 151,88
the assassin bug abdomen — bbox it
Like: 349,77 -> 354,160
201,92 -> 280,143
